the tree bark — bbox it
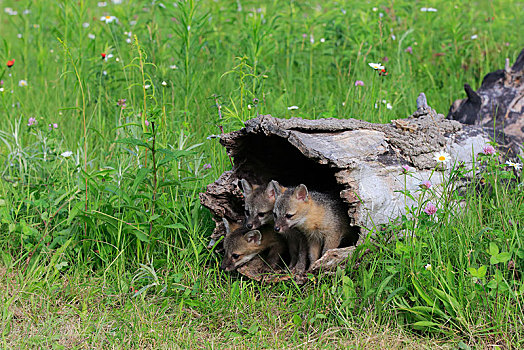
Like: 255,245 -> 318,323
448,48 -> 524,157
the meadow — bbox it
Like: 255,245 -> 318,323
0,0 -> 523,348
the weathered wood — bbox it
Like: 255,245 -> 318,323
448,48 -> 524,156
200,50 -> 524,283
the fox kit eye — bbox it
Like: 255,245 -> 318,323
257,212 -> 265,218
232,253 -> 240,260
285,213 -> 294,219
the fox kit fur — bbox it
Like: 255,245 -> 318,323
220,218 -> 287,272
271,181 -> 356,264
241,179 -> 308,272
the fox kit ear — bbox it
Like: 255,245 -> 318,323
222,217 -> 232,235
269,180 -> 285,197
294,184 -> 309,202
223,218 -> 242,235
240,179 -> 253,197
244,230 -> 262,245
266,181 -> 277,200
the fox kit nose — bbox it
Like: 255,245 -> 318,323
246,223 -> 253,229
274,226 -> 280,232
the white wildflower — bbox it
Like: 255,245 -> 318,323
100,15 -> 118,23
368,62 -> 385,70
434,151 -> 451,163
506,161 -> 522,171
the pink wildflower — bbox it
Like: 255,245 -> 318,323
419,180 -> 432,189
482,145 -> 495,155
401,165 -> 410,174
423,203 -> 437,215
27,117 -> 37,126
354,80 -> 364,87
405,46 -> 413,54
144,120 -> 150,127
117,98 -> 126,109
203,163 -> 212,170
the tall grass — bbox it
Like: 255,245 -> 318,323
0,0 -> 523,347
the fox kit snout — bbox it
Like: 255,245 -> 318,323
221,218 -> 286,272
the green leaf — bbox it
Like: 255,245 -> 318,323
115,138 -> 150,149
412,321 -> 441,328
247,323 -> 259,335
132,229 -> 150,243
457,341 -> 472,350
497,252 -> 511,264
132,168 -> 150,193
488,242 -> 499,256
432,288 -> 461,318
406,306 -> 449,320
163,223 -> 187,230
411,276 -> 435,307
467,267 -> 478,278
67,201 -> 84,225
477,265 -> 487,278
385,287 -> 406,304
292,314 -> 302,326
487,279 -> 498,289
156,149 -> 193,167
376,275 -> 394,302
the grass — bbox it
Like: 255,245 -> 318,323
0,0 -> 523,348
0,266 -> 469,349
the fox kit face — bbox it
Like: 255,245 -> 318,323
221,218 -> 264,271
241,179 -> 277,229
272,182 -> 309,234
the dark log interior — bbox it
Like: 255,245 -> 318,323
233,134 -> 341,192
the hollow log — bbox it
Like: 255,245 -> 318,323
201,51 -> 523,283
448,48 -> 524,156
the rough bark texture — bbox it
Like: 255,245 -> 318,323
448,48 -> 524,156
200,50 -> 524,283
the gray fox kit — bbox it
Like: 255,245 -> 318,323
220,218 -> 287,272
240,179 -> 275,230
271,181 -> 356,265
240,179 -> 309,272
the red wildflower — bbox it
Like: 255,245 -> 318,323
101,53 -> 106,60
7,59 -> 15,68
